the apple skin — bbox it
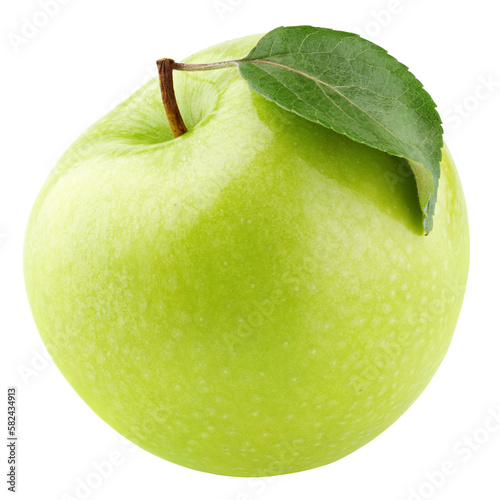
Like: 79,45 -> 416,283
24,34 -> 469,476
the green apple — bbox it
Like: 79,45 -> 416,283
24,33 -> 469,476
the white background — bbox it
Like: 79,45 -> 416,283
2,0 -> 499,499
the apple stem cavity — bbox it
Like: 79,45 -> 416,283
156,58 -> 241,138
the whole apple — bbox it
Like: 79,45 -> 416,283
24,33 -> 469,476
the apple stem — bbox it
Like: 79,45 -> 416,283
156,58 -> 241,138
156,58 -> 189,138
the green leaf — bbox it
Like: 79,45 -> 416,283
238,26 -> 443,234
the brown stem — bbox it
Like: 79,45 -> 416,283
156,58 -> 188,138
